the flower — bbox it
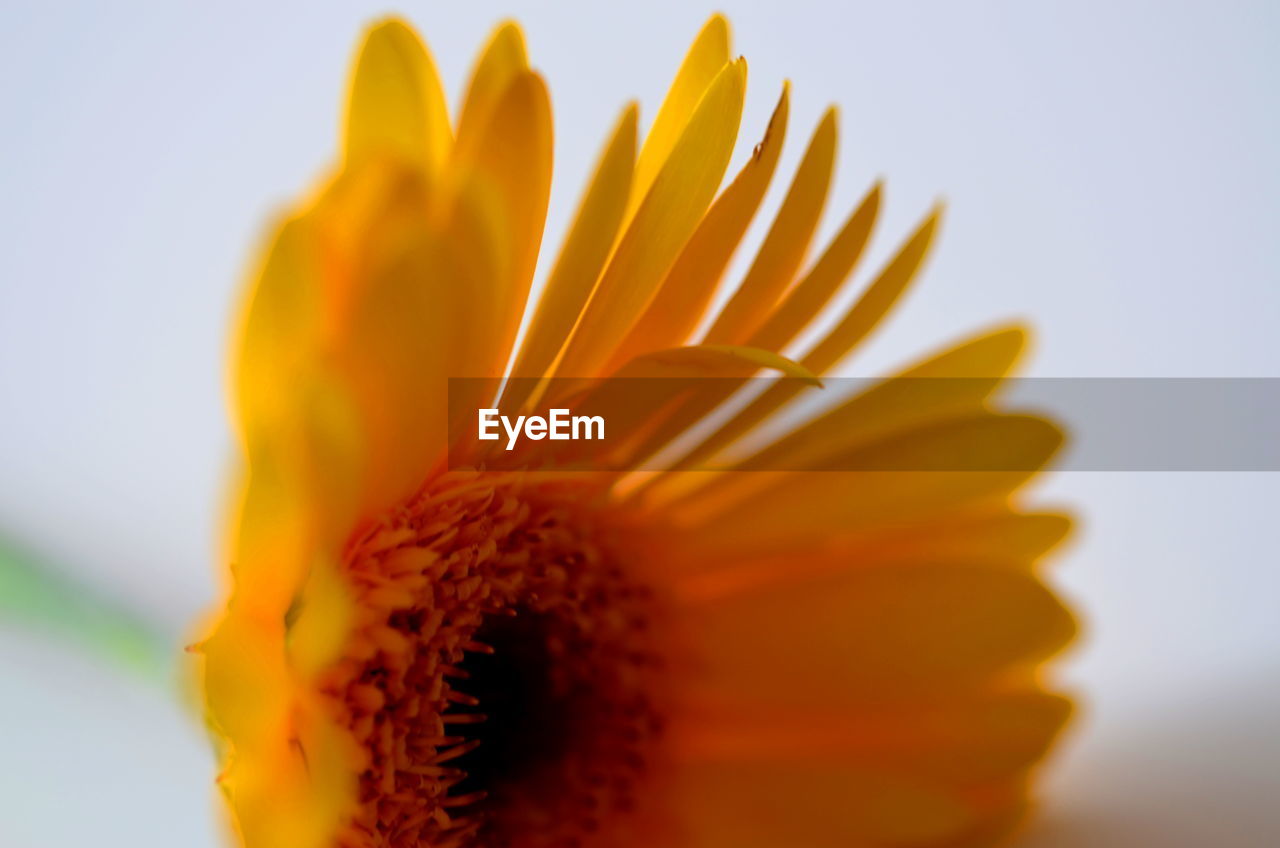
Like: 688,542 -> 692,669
196,14 -> 1077,848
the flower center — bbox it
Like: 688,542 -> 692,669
323,473 -> 664,848
446,609 -> 567,802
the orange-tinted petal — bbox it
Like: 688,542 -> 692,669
741,325 -> 1027,470
663,207 -> 942,471
451,70 -> 554,381
680,561 -> 1076,704
503,103 -> 638,413
667,689 -> 1073,785
660,760 -> 976,847
704,108 -> 838,344
454,22 -> 529,146
608,83 -> 790,367
747,180 -> 881,352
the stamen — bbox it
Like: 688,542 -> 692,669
319,473 -> 666,848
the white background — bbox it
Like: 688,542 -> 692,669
1,1 -> 1277,845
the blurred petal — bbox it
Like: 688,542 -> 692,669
343,17 -> 452,173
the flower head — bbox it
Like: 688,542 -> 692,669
197,15 -> 1076,848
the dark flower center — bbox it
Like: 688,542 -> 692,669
448,610 -> 569,800
321,473 -> 665,848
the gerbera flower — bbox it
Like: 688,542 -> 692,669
196,14 -> 1077,848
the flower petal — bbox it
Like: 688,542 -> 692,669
629,13 -> 731,219
532,346 -> 816,470
704,108 -> 838,344
454,21 -> 529,146
660,760 -> 977,847
667,690 -> 1073,786
680,561 -> 1076,703
343,17 -> 452,173
683,412 -> 1064,552
503,103 -> 638,413
608,83 -> 790,368
804,205 -> 943,371
747,180 -> 881,352
552,59 -> 747,378
611,344 -> 819,383
452,70 -> 554,380
741,325 -> 1027,470
662,207 -> 942,472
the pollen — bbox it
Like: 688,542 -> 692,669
317,472 -> 666,848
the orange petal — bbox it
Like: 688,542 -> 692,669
680,561 -> 1076,704
704,108 -> 838,344
452,70 -> 554,380
747,180 -> 881,352
609,83 -> 790,366
645,325 -> 1028,512
741,325 -> 1027,470
667,690 -> 1073,786
522,346 -> 815,471
805,205 -> 943,372
454,21 -> 529,147
668,207 -> 942,471
844,508 -> 1074,566
658,759 -> 977,847
682,412 -> 1064,552
503,103 -> 637,413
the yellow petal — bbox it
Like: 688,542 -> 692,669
232,212 -> 325,451
343,17 -> 451,173
529,346 -> 816,471
805,204 -> 943,372
226,366 -> 363,616
747,180 -> 881,352
222,712 -> 356,848
551,59 -> 747,379
704,107 -> 838,344
629,14 -> 731,219
608,84 -> 790,368
454,21 -> 529,146
201,609 -> 289,747
595,344 -> 821,469
333,167 -> 497,515
684,412 -> 1064,553
502,103 -> 637,414
611,344 -> 819,383
286,555 -> 355,680
666,206 -> 943,470
452,70 -> 554,380
740,325 -> 1026,470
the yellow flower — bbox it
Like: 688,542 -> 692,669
196,14 -> 1077,848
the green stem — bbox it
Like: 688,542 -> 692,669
0,532 -> 170,681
